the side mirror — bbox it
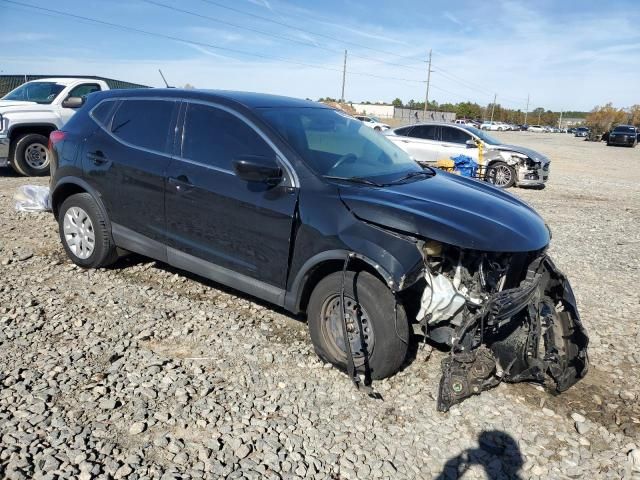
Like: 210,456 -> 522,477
62,96 -> 85,109
232,155 -> 282,185
465,139 -> 478,148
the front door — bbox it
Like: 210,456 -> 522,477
439,126 -> 479,162
165,102 -> 298,292
59,83 -> 103,123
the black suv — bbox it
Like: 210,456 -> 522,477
49,89 -> 588,410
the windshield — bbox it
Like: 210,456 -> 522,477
461,126 -> 501,145
613,126 -> 635,133
2,82 -> 66,104
257,107 -> 422,181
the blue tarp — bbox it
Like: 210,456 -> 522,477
451,155 -> 478,178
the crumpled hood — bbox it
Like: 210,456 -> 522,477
339,172 -> 550,252
488,144 -> 550,164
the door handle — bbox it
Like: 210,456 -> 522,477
87,150 -> 108,165
168,175 -> 194,193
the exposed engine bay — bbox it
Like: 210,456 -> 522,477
414,240 -> 589,412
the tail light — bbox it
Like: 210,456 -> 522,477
48,130 -> 66,150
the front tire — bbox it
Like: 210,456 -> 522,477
58,193 -> 118,268
307,271 -> 409,380
12,133 -> 51,176
486,161 -> 516,188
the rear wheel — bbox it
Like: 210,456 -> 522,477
12,133 -> 51,176
307,270 -> 409,380
486,161 -> 516,188
58,193 -> 118,268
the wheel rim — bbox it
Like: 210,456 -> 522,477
320,294 -> 375,361
24,143 -> 50,170
488,165 -> 512,187
63,206 -> 95,259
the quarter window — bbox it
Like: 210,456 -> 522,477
441,127 -> 472,144
111,99 -> 175,153
408,125 -> 439,140
394,126 -> 413,136
91,100 -> 118,128
182,103 -> 273,170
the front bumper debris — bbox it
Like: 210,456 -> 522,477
434,254 -> 589,412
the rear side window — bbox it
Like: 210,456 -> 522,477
441,126 -> 472,144
182,103 -> 272,170
111,99 -> 175,153
91,100 -> 118,128
394,126 -> 413,136
409,125 -> 439,140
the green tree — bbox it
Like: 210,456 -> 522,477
392,98 -> 403,107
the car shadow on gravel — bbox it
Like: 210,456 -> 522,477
435,430 -> 524,479
0,166 -> 20,177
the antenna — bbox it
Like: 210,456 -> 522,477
158,69 -> 173,88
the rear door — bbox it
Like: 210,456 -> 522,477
403,124 -> 440,164
439,126 -> 478,161
84,98 -> 178,255
164,101 -> 298,294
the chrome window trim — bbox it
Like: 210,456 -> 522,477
89,96 -> 299,187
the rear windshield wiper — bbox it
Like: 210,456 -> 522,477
323,175 -> 384,187
386,168 -> 436,185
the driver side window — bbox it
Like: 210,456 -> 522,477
67,83 -> 101,99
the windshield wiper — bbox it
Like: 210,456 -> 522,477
323,175 -> 384,187
386,168 -> 436,185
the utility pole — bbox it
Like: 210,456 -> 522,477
423,49 -> 432,120
524,94 -> 530,125
558,110 -> 563,129
340,50 -> 347,103
490,93 -> 497,122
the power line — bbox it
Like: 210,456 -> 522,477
0,0 -> 425,85
196,0 -> 426,66
144,0 -> 425,71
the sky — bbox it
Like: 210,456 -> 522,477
2,0 -> 639,111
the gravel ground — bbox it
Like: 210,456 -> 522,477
1,132 -> 639,479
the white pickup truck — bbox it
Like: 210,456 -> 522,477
0,78 -> 110,176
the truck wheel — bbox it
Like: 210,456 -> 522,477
307,270 -> 409,380
486,161 -> 516,188
58,193 -> 118,268
12,133 -> 51,176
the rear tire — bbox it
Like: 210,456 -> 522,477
12,133 -> 51,176
58,193 -> 118,268
307,270 -> 409,380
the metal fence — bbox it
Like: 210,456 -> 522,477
393,107 -> 456,124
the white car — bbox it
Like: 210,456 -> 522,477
527,125 -> 545,133
354,115 -> 390,131
0,78 -> 110,176
384,122 -> 550,188
480,121 -> 508,131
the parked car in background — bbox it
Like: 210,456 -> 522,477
567,128 -> 576,134
384,122 -> 550,188
354,115 -> 390,131
574,127 -> 589,137
480,121 -> 507,131
528,125 -> 545,133
0,78 -> 110,176
607,125 -> 638,147
48,88 -> 587,411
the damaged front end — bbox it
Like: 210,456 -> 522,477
415,241 -> 589,412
